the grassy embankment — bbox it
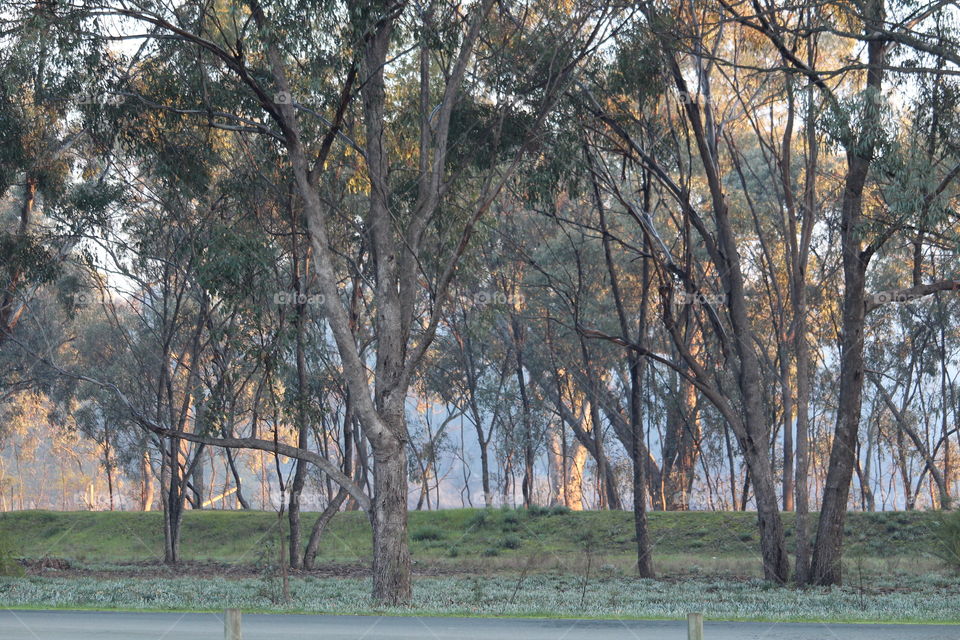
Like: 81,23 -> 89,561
0,507 -> 942,572
0,508 -> 956,623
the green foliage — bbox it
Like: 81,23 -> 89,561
446,100 -> 534,173
930,510 -> 960,572
527,504 -> 550,517
410,525 -> 444,542
0,529 -> 23,578
59,181 -> 126,232
0,232 -> 59,285
195,224 -> 276,303
467,509 -> 492,528
499,534 -> 522,550
609,23 -> 666,101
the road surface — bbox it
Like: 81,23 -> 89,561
1,610 -> 958,639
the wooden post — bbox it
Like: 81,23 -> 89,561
224,608 -> 242,640
687,612 -> 704,640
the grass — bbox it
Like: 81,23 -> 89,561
929,510 -> 960,571
0,508 -> 955,623
0,508 -> 944,569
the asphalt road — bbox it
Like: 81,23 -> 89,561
1,610 -> 958,640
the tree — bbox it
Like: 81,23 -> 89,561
70,0 -> 612,603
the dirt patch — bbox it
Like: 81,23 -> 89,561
20,557 -> 71,572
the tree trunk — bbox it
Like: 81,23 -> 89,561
370,434 -> 412,605
780,336 -> 794,512
745,446 -> 789,582
288,188 -> 311,568
303,407 -> 355,569
512,315 -> 535,507
162,437 -> 184,564
141,450 -> 154,511
809,180 -> 869,585
303,488 -> 349,570
567,442 -> 588,510
224,446 -> 250,509
478,435 -> 493,508
630,353 -> 654,577
791,25 -> 817,582
808,0 -> 885,587
663,368 -> 699,511
547,426 -> 565,507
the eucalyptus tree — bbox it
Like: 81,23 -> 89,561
0,2 -> 113,349
574,8 -> 792,582
864,252 -> 960,510
67,0 -> 615,603
723,0 -> 960,585
565,0 -> 960,586
86,194 -> 229,561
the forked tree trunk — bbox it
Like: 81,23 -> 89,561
791,32 -> 816,583
807,0 -> 885,588
655,40 -> 790,582
303,410 -> 354,569
303,487 -> 349,570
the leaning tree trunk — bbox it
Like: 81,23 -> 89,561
303,489 -> 349,569
303,408 -> 354,569
660,44 -> 790,583
744,444 -> 790,583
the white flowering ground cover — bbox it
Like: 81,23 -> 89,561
1,574 -> 958,623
